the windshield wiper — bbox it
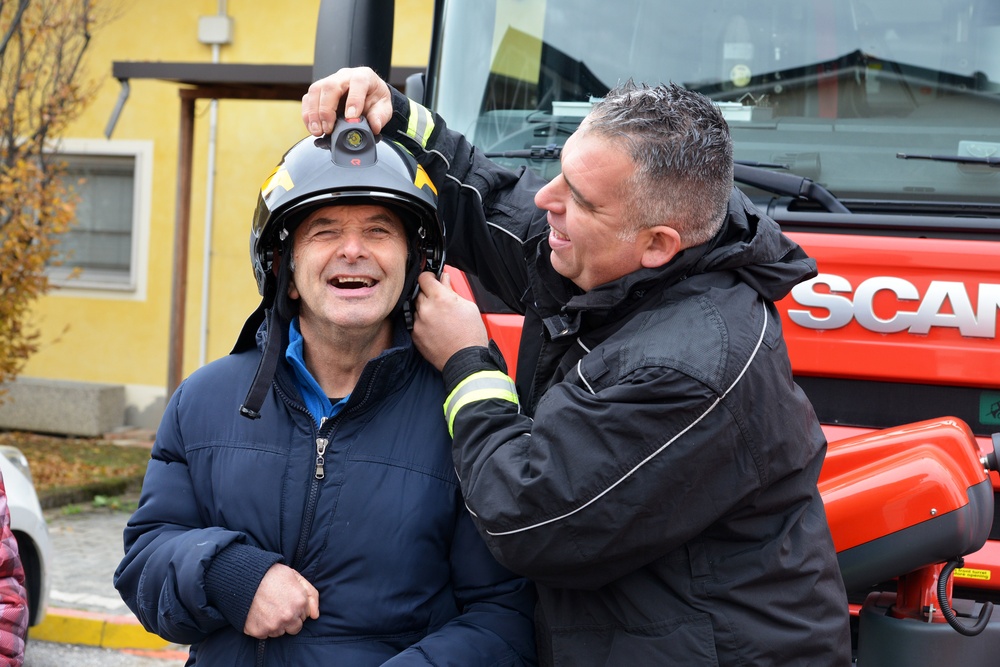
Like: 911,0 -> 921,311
484,143 -> 562,160
896,152 -> 1000,168
733,163 -> 851,214
483,146 -> 852,214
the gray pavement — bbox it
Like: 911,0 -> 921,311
31,501 -> 188,661
45,506 -> 133,616
26,640 -> 187,666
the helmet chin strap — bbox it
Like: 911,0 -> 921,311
239,277 -> 283,420
398,241 -> 425,331
239,307 -> 284,419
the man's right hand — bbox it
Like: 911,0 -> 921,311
301,66 -> 393,136
244,563 -> 320,639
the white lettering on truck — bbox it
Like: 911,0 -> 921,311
788,275 -> 1000,338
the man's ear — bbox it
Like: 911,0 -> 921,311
639,225 -> 682,269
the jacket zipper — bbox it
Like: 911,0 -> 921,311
288,360 -> 382,569
252,402 -> 335,667
314,432 -> 329,479
255,639 -> 266,667
255,362 -> 383,666
291,418 -> 338,567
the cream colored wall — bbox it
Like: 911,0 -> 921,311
21,0 -> 433,426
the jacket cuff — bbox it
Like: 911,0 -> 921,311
387,85 -> 410,133
386,86 -> 441,152
204,542 -> 283,631
442,341 -> 508,393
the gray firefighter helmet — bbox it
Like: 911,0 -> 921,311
249,115 -> 444,306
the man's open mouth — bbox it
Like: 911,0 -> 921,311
331,276 -> 376,289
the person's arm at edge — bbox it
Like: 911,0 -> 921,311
0,475 -> 27,664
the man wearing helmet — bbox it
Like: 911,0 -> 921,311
114,121 -> 537,665
300,70 -> 852,666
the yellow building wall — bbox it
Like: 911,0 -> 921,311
20,0 -> 433,427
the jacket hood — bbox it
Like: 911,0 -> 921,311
693,188 -> 816,302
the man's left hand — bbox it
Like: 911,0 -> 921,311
413,272 -> 489,371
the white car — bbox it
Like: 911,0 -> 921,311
0,445 -> 52,628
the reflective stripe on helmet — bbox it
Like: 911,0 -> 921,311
414,163 -> 437,195
444,370 -> 519,437
406,99 -> 436,149
261,163 -> 294,202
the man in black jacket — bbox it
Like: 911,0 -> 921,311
302,68 -> 851,666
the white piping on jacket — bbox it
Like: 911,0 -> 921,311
576,339 -> 596,394
425,146 -> 530,245
576,360 -> 596,395
484,301 -> 769,537
444,171 -> 527,245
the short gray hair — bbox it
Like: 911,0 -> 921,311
584,81 -> 733,247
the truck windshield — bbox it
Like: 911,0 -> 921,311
431,0 -> 1000,206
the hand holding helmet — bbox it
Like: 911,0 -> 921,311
301,66 -> 393,136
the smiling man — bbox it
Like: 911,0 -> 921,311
286,204 -> 409,399
114,123 -> 537,666
301,70 -> 852,666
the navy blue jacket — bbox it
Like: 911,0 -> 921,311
114,321 -> 537,666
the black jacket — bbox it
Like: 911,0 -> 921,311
386,90 -> 851,666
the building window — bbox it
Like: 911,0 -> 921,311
47,140 -> 151,295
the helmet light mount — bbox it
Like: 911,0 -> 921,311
330,117 -> 377,167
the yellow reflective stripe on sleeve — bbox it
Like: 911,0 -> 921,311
444,371 -> 518,437
406,98 -> 436,149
